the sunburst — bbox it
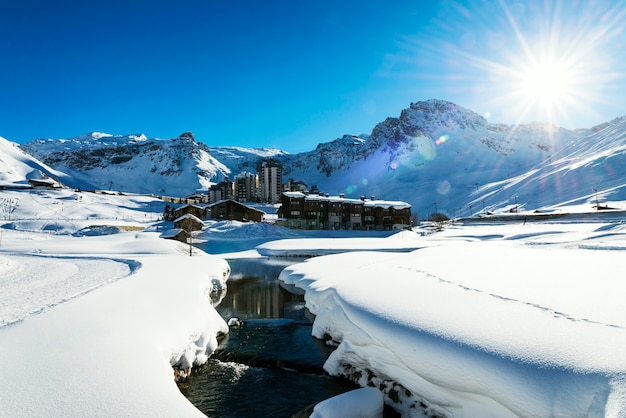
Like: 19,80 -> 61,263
396,1 -> 626,130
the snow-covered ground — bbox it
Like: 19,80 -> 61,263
279,218 -> 626,417
1,188 -> 625,417
0,189 -> 230,417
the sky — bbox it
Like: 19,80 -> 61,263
2,0 -> 626,153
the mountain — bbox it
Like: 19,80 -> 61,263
21,132 -> 286,195
470,116 -> 626,212
14,99 -> 626,215
281,100 -> 581,215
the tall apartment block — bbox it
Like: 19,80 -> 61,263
234,171 -> 258,202
257,160 -> 282,204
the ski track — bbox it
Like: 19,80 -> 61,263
393,264 -> 623,331
0,254 -> 138,328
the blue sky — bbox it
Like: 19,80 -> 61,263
2,0 -> 626,153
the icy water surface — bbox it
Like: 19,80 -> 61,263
178,257 -> 359,417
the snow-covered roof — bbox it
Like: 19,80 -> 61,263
283,191 -> 306,198
159,228 -> 185,239
363,200 -> 412,210
173,213 -> 204,224
282,192 -> 411,209
176,203 -> 205,210
207,199 -> 266,213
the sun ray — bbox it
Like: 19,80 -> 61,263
395,0 -> 626,132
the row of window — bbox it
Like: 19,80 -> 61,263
290,211 -> 366,217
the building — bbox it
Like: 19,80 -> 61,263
257,160 -> 282,204
234,171 -> 258,202
171,204 -> 205,221
284,178 -> 308,193
209,179 -> 233,204
280,192 -> 412,230
206,199 -> 265,223
173,213 -> 205,233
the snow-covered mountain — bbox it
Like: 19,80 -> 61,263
281,100 -> 584,215
13,99 -> 626,214
21,132 -> 287,195
0,136 -> 70,188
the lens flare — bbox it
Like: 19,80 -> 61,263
437,180 -> 451,195
416,136 -> 436,161
436,134 -> 449,145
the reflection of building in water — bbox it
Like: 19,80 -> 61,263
224,277 -> 303,319
216,258 -> 308,321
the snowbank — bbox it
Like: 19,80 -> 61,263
279,223 -> 626,417
257,230 -> 424,257
311,387 -> 384,418
0,190 -> 231,417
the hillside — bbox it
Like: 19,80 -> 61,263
0,136 -> 70,189
282,100 -> 582,215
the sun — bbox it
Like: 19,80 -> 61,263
521,57 -> 574,109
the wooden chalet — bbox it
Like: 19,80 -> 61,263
206,199 -> 265,223
171,204 -> 205,220
173,213 -> 205,232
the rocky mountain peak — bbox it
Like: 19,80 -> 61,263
177,132 -> 195,142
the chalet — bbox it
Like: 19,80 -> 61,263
280,192 -> 412,230
160,228 -> 188,243
173,213 -> 205,232
206,199 -> 265,223
28,177 -> 61,188
171,204 -> 205,220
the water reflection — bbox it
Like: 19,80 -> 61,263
217,258 -> 309,321
180,257 -> 361,418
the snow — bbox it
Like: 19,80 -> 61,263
2,183 -> 626,417
311,387 -> 384,418
0,136 -> 70,188
278,219 -> 626,417
257,230 -> 424,257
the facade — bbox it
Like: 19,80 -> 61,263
209,179 -> 233,204
207,199 -> 265,223
234,171 -> 258,202
257,160 -> 282,204
173,213 -> 205,232
280,192 -> 412,230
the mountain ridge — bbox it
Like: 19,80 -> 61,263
12,99 -> 626,215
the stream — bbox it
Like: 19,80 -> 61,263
178,257 -> 360,417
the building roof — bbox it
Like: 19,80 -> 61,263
173,213 -> 205,224
175,204 -> 205,211
282,192 -> 411,210
207,199 -> 266,214
159,228 -> 185,239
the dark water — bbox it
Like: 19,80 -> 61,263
178,257 -> 360,418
